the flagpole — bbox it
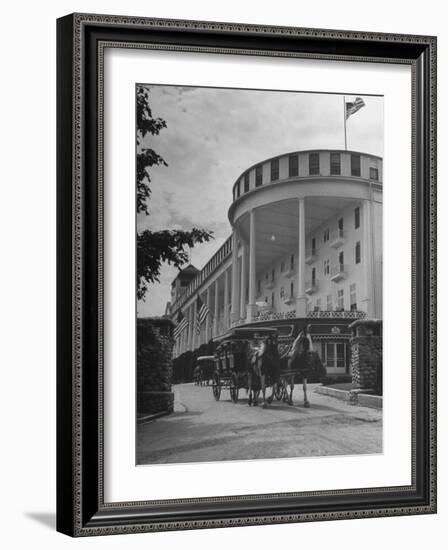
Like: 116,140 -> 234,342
343,96 -> 347,151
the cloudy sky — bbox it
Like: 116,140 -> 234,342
137,85 -> 383,317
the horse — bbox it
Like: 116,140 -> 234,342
193,365 -> 202,386
247,341 -> 262,407
279,327 -> 313,407
247,337 -> 280,408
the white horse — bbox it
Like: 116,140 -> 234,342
279,327 -> 313,407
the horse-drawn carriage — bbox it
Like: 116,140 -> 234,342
212,327 -> 278,403
212,325 -> 325,407
193,355 -> 215,386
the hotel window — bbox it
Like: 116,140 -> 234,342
351,154 -> 361,177
290,281 -> 294,297
355,241 -> 361,264
311,237 -> 316,254
271,158 -> 279,181
290,254 -> 295,269
370,166 -> 379,180
244,172 -> 250,192
337,289 -> 344,310
314,298 -> 321,312
309,152 -> 320,175
265,273 -> 269,281
339,251 -> 344,266
354,206 -> 360,229
271,269 -> 275,282
280,286 -> 285,299
311,267 -> 316,284
271,292 -> 275,308
236,181 -> 240,198
257,279 -> 261,293
255,165 -> 263,187
327,294 -> 333,311
322,342 -> 346,369
350,283 -> 357,310
324,259 -> 330,275
289,154 -> 299,177
280,261 -> 285,273
338,217 -> 344,232
323,228 -> 330,242
330,152 -> 341,175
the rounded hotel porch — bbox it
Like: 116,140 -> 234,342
168,149 -> 382,376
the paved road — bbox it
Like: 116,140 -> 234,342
137,383 -> 382,465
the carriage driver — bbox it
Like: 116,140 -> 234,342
250,334 -> 278,376
249,336 -> 267,368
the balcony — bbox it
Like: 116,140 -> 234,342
305,249 -> 318,265
305,281 -> 318,294
283,294 -> 296,305
265,279 -> 275,290
330,229 -> 345,249
330,264 -> 347,282
284,266 -> 295,278
307,310 -> 366,320
254,310 -> 297,323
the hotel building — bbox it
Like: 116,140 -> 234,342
166,149 -> 382,376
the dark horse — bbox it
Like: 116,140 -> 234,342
247,336 -> 281,408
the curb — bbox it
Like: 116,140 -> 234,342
137,409 -> 172,425
315,385 -> 382,409
315,385 -> 351,402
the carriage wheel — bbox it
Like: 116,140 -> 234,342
212,374 -> 221,401
229,373 -> 239,403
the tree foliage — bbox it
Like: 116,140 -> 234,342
137,228 -> 213,301
136,86 -> 213,300
136,86 -> 168,214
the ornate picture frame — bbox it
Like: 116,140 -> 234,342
56,13 -> 437,536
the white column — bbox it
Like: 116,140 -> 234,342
175,331 -> 179,357
213,279 -> 219,336
230,231 -> 240,324
186,305 -> 190,350
180,320 -> 185,354
192,299 -> 198,349
240,241 -> 247,320
296,198 -> 307,317
361,199 -> 374,317
205,286 -> 211,342
247,209 -> 257,321
188,304 -> 194,350
223,269 -> 229,329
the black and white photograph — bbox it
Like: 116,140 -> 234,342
136,84 -> 383,465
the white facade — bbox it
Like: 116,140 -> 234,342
167,149 -> 382,373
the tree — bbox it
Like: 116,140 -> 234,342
136,86 -> 213,300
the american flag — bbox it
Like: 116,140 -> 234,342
195,295 -> 210,334
173,310 -> 188,340
345,97 -> 365,120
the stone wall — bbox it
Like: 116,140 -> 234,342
137,317 -> 175,417
349,319 -> 382,396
